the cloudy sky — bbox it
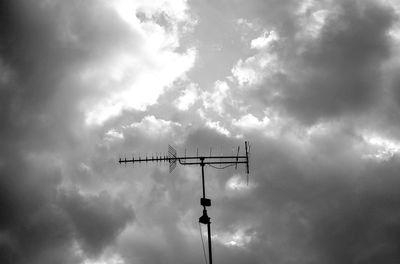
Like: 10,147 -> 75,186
2,0 -> 400,263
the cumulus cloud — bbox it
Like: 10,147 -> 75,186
174,82 -> 199,111
120,115 -> 183,144
232,113 -> 270,131
232,30 -> 280,87
82,0 -> 197,125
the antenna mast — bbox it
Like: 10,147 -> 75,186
119,141 -> 251,264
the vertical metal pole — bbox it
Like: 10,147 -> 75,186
200,158 -> 212,264
245,141 -> 249,174
207,221 -> 213,264
201,158 -> 206,199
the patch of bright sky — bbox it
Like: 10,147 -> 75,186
231,58 -> 259,86
82,254 -> 125,264
205,120 -> 231,137
85,47 -> 196,125
232,108 -> 294,139
105,129 -> 124,142
232,113 -> 270,131
362,133 -> 400,161
213,228 -> 254,248
113,0 -> 189,29
175,82 -> 199,111
251,30 -> 279,50
84,0 -> 196,125
225,174 -> 255,192
124,115 -> 182,138
232,31 -> 280,87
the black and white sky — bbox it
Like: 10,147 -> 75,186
2,0 -> 400,263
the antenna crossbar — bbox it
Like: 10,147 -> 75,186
119,155 -> 248,162
119,154 -> 250,171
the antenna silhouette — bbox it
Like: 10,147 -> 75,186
119,141 -> 251,264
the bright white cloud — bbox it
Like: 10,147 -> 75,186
214,228 -> 255,248
205,120 -> 231,137
126,115 -> 181,138
232,31 -> 280,87
83,0 -> 196,125
175,83 -> 199,111
225,174 -> 255,192
231,58 -> 260,86
202,80 -> 230,115
362,133 -> 400,161
232,114 -> 270,131
251,31 -> 278,50
115,0 -> 189,25
82,253 -> 125,264
84,48 -> 196,125
105,129 -> 124,141
82,255 -> 125,264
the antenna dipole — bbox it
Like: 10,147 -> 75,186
119,141 -> 251,264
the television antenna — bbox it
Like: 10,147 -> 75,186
119,141 -> 251,264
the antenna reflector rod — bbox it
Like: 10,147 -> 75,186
245,141 -> 250,175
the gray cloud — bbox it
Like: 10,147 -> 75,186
207,133 -> 400,263
0,153 -> 67,264
279,0 -> 396,123
59,189 -> 134,256
0,1 -> 137,263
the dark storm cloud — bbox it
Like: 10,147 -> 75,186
59,189 -> 135,256
0,0 -> 137,263
0,152 -> 67,264
279,0 -> 396,124
0,149 -> 134,263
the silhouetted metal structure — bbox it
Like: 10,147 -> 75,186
119,141 -> 251,264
